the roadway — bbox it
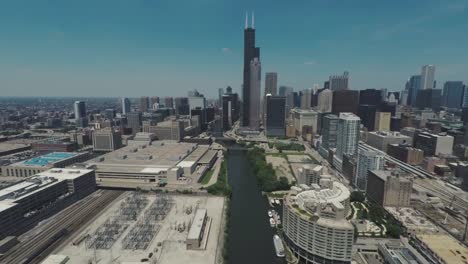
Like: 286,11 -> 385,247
0,190 -> 123,264
359,142 -> 468,214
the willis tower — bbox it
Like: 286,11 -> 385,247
242,12 -> 260,127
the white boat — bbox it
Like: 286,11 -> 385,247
269,217 -> 276,227
273,235 -> 285,257
270,198 -> 275,206
275,199 -> 281,205
268,210 -> 273,217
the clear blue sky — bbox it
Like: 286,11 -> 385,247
1,0 -> 467,98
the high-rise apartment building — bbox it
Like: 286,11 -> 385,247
317,89 -> 333,113
329,71 -> 349,91
374,112 -> 391,131
242,13 -> 260,127
319,114 -> 339,157
442,81 -> 464,109
249,57 -> 261,130
140,96 -> 150,112
421,65 -> 436,90
121,97 -> 131,115
74,101 -> 87,128
336,113 -> 360,159
355,149 -> 385,191
264,72 -> 278,96
265,95 -> 286,137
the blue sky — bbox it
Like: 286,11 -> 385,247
0,0 -> 467,98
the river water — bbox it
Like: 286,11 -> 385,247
226,147 -> 286,264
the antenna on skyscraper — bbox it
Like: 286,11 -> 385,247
251,11 -> 255,29
245,12 -> 248,29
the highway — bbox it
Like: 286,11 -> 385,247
359,142 -> 468,214
0,190 -> 123,264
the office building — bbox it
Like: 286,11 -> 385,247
242,13 -> 260,127
121,97 -> 131,115
264,72 -> 278,96
150,96 -> 160,109
164,97 -> 174,109
463,85 -> 468,107
248,57 -> 261,130
355,149 -> 385,191
317,89 -> 332,112
0,168 -> 96,240
300,89 -> 312,109
374,112 -> 391,131
189,91 -> 207,129
359,89 -> 382,107
420,65 -> 436,90
140,96 -> 150,112
390,117 -> 401,131
319,114 -> 339,157
406,75 -> 421,106
414,131 -> 454,156
151,120 -> 185,141
442,81 -> 464,109
279,86 -> 294,115
358,104 -> 377,131
92,128 -> 122,152
265,95 -> 286,137
222,93 -> 240,131
31,140 -> 78,154
1,152 -> 91,177
174,97 -> 190,116
367,170 -> 412,207
126,111 -> 142,135
329,71 -> 349,91
367,131 -> 412,152
416,89 -> 441,110
292,109 -> 318,135
283,180 -> 354,264
332,90 -> 359,115
74,101 -> 87,128
336,113 -> 360,159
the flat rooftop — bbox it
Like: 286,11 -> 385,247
10,152 -> 79,168
0,143 -> 30,152
417,233 -> 468,264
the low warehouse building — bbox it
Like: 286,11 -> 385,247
186,208 -> 208,250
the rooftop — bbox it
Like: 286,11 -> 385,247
294,181 -> 350,212
417,233 -> 468,264
11,152 -> 80,168
187,208 -> 207,240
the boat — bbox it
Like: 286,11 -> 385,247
269,217 -> 276,227
275,199 -> 281,205
270,198 -> 275,206
273,235 -> 285,257
268,210 -> 273,217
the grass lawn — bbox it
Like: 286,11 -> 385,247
200,169 -> 214,185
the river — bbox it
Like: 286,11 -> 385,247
226,146 -> 286,264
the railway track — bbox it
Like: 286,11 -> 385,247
0,190 -> 123,264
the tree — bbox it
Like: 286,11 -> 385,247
350,191 -> 365,203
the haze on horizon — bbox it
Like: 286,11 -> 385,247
1,0 -> 467,97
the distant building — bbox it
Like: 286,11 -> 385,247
164,97 -> 174,109
416,89 -> 441,111
359,89 -> 383,107
332,90 -> 359,115
74,101 -> 87,127
317,89 -> 333,112
358,104 -> 377,131
126,111 -> 142,135
355,149 -> 385,191
264,72 -> 278,96
92,128 -> 122,152
222,92 -> 240,131
248,57 -> 261,130
420,64 -> 436,90
374,112 -> 391,131
387,144 -> 424,165
319,114 -> 339,157
367,131 -> 412,152
31,140 -> 78,154
121,97 -> 131,115
414,131 -> 454,156
292,109 -> 318,135
406,75 -> 421,106
329,71 -> 349,91
140,96 -> 150,112
144,120 -> 185,141
265,95 -> 286,137
279,86 -> 294,115
367,170 -> 412,207
150,96 -> 160,109
300,89 -> 312,109
174,97 -> 190,116
336,113 -> 360,159
443,81 -> 464,109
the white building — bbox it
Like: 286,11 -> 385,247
355,149 -> 385,191
421,65 -> 435,90
292,109 -> 318,135
336,113 -> 360,159
283,180 -> 354,264
317,89 -> 333,113
297,165 -> 323,186
249,58 -> 261,130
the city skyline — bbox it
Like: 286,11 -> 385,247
1,0 -> 468,97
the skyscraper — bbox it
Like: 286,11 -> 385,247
242,12 -> 260,127
140,96 -> 150,112
222,93 -> 239,131
265,95 -> 286,137
249,57 -> 261,130
174,97 -> 189,116
319,114 -> 339,157
264,72 -> 278,96
317,89 -> 333,112
355,149 -> 385,191
127,112 -> 142,135
359,89 -> 382,107
279,86 -> 294,116
74,101 -> 87,128
421,64 -> 436,90
150,97 -> 160,109
332,90 -> 359,115
406,75 -> 421,106
121,97 -> 131,115
358,104 -> 377,131
442,81 -> 464,109
300,89 -> 312,109
164,97 -> 174,109
336,113 -> 360,159
329,71 -> 349,91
